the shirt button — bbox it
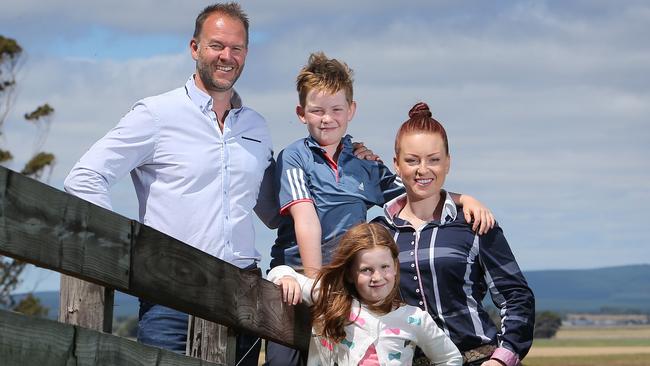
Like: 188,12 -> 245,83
410,241 -> 415,245
410,263 -> 415,268
413,276 -> 418,280
410,251 -> 414,256
419,301 -> 423,305
416,289 -> 420,293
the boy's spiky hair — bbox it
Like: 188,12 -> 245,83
296,52 -> 354,107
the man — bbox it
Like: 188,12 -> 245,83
65,3 -> 274,364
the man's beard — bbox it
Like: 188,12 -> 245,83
196,60 -> 243,92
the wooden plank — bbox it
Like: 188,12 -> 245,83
0,309 -> 221,366
0,166 -> 311,351
131,223 -> 311,350
0,167 -> 130,289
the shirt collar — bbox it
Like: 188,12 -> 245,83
185,75 -> 243,114
382,190 -> 458,226
305,134 -> 353,153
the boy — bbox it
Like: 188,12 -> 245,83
271,52 -> 401,278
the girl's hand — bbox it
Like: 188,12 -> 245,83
274,275 -> 302,305
460,195 -> 496,235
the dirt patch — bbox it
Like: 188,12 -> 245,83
528,346 -> 650,357
556,326 -> 650,340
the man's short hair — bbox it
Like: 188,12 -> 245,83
193,2 -> 250,46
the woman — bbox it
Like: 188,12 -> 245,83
373,103 -> 535,366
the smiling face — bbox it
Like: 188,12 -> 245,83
394,132 -> 450,203
349,246 -> 397,306
297,89 -> 356,156
191,12 -> 247,93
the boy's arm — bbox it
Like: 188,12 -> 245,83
289,201 -> 323,279
377,162 -> 405,203
448,192 -> 495,235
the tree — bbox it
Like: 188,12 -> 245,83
115,316 -> 139,338
534,311 -> 562,339
12,293 -> 49,318
0,34 -> 56,315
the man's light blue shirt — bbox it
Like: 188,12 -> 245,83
65,76 -> 275,268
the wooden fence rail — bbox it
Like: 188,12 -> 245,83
0,166 -> 310,362
0,309 -> 219,366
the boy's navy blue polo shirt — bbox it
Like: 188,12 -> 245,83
270,134 -> 403,269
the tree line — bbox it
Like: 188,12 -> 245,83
0,34 -> 55,315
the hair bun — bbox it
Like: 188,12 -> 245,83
408,102 -> 432,119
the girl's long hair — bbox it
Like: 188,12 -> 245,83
311,222 -> 401,342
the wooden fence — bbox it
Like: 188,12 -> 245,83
0,166 -> 310,365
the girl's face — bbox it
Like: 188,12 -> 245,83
394,132 -> 450,202
349,246 -> 396,306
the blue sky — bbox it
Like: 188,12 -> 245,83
2,1 -> 648,293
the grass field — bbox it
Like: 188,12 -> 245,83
524,353 -> 648,366
524,325 -> 650,365
257,326 -> 650,365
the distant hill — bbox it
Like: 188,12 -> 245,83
7,264 -> 650,319
525,264 -> 650,313
8,291 -> 139,321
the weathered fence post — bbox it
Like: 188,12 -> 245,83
59,275 -> 114,333
187,316 -> 237,364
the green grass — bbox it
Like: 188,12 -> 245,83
523,354 -> 648,366
533,338 -> 650,347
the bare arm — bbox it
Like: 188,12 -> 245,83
449,192 -> 495,235
289,201 -> 323,278
267,265 -> 318,306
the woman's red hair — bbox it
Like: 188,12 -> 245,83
394,102 -> 449,157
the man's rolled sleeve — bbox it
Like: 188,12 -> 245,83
64,103 -> 158,209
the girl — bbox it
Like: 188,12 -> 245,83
268,222 -> 462,366
373,102 -> 535,366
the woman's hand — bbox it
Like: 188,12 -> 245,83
352,141 -> 382,162
460,195 -> 496,235
481,359 -> 505,366
274,275 -> 303,305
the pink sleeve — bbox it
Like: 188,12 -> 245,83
491,347 -> 520,366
